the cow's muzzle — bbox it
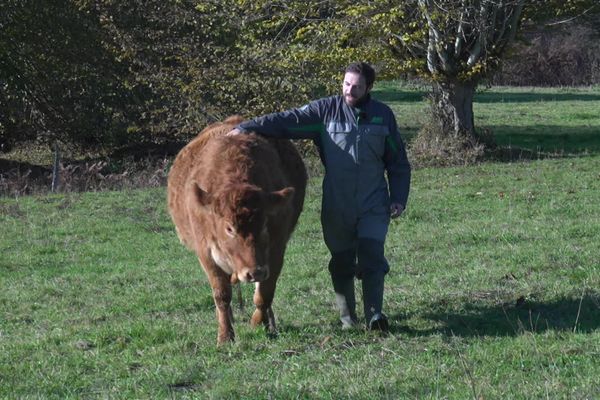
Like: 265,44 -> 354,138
239,266 -> 269,283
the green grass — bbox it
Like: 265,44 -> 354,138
2,85 -> 600,398
2,155 -> 600,399
373,83 -> 600,155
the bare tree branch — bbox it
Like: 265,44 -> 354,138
545,4 -> 599,26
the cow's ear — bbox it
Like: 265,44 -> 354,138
192,182 -> 212,209
266,187 -> 294,214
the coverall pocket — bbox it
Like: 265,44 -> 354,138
363,127 -> 389,157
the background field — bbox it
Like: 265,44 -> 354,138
1,86 -> 600,399
375,83 -> 600,156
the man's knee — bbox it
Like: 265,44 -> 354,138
328,248 -> 357,278
357,238 -> 389,277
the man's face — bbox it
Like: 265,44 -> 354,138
342,72 -> 371,107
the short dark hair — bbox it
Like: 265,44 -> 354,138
345,62 -> 376,87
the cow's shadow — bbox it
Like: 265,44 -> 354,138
389,293 -> 600,337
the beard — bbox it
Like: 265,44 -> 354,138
344,92 -> 369,107
344,94 -> 361,107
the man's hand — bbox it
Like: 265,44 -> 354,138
390,203 -> 405,219
226,128 -> 243,136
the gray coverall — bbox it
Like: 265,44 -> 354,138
238,94 -> 411,326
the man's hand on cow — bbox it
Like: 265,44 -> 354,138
390,203 -> 405,219
226,128 -> 243,136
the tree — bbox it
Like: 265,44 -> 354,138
1,0 -> 340,155
256,0 -> 598,149
3,0 -> 596,158
416,1 -> 523,139
388,0 -> 599,143
241,0 -> 525,144
524,0 -> 599,24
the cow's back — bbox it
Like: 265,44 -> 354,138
167,116 -> 238,250
167,116 -> 307,250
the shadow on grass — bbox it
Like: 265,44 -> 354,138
401,124 -> 600,163
373,90 -> 428,103
373,89 -> 600,105
490,125 -> 600,152
484,126 -> 600,161
474,91 -> 600,103
392,293 -> 600,337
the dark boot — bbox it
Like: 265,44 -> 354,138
362,272 -> 388,331
329,249 -> 358,329
357,238 -> 390,331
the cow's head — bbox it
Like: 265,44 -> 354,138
192,182 -> 294,283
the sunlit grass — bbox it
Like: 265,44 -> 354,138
2,154 -> 599,398
2,84 -> 599,398
373,83 -> 600,155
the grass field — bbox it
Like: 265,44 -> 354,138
1,87 -> 600,398
374,83 -> 600,156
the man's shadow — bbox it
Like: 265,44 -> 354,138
389,292 -> 600,337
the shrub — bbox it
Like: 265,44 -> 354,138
492,21 -> 600,86
408,98 -> 487,168
0,157 -> 170,197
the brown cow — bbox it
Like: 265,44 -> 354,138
167,116 -> 307,344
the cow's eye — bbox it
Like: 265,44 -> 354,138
225,224 -> 236,238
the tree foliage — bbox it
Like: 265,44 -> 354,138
0,0 -> 135,153
0,0 -> 333,155
258,0 -> 599,140
1,0 -> 598,157
241,1 -> 520,144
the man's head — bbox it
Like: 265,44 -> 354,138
342,62 -> 375,107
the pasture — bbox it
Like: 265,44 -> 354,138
1,86 -> 600,398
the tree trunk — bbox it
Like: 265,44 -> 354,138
431,80 -> 478,140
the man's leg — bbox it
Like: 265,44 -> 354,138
357,238 -> 390,331
328,248 -> 358,329
322,207 -> 358,329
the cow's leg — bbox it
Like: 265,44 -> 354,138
198,254 -> 234,345
250,247 -> 284,334
213,278 -> 234,344
251,280 -> 277,334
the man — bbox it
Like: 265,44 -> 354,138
228,62 -> 411,331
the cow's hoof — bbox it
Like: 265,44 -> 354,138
216,332 -> 235,345
250,309 -> 278,338
250,309 -> 265,327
